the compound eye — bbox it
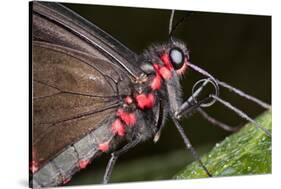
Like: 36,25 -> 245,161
169,48 -> 184,70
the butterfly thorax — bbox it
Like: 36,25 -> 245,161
96,39 -> 190,152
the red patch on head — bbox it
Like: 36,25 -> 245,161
135,93 -> 155,109
153,59 -> 172,80
160,53 -> 173,70
98,142 -> 110,152
111,118 -> 126,136
124,96 -> 133,104
117,109 -> 136,127
159,67 -> 172,79
79,159 -> 90,169
150,73 -> 162,90
176,62 -> 188,75
30,160 -> 39,173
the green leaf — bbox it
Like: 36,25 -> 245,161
175,110 -> 272,179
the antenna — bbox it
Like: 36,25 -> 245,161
168,10 -> 193,38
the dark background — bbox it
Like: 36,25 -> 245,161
61,2 -> 271,186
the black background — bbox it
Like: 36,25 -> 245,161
60,2 -> 271,185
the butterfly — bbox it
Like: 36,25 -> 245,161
30,2 -> 271,187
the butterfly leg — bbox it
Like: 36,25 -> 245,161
197,108 -> 241,132
171,115 -> 212,177
210,94 -> 271,137
186,63 -> 271,136
102,138 -> 141,184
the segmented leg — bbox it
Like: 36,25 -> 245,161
198,108 -> 241,132
171,116 -> 212,177
102,138 -> 141,184
178,64 -> 271,136
210,95 -> 271,137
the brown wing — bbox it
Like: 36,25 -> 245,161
32,41 -> 132,168
31,1 -> 139,169
32,2 -> 142,78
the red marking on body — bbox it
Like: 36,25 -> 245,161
159,66 -> 172,79
153,63 -> 161,70
62,177 -> 71,185
135,93 -> 155,109
30,150 -> 39,173
98,142 -> 110,152
79,159 -> 90,169
117,109 -> 136,127
160,53 -> 173,70
153,59 -> 172,80
176,61 -> 188,75
125,96 -> 133,104
30,160 -> 39,173
150,73 -> 162,90
111,118 -> 126,136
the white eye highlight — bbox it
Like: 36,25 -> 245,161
169,48 -> 184,70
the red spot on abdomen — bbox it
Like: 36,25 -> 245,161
30,150 -> 39,173
30,160 -> 39,173
63,177 -> 71,185
98,142 -> 110,152
117,109 -> 136,127
135,93 -> 155,109
79,159 -> 90,169
111,118 -> 126,136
